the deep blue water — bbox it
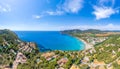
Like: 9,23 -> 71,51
14,31 -> 85,51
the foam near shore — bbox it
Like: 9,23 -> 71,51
77,38 -> 93,50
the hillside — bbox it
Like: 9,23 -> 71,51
16,35 -> 120,69
0,29 -> 39,69
61,29 -> 102,34
1,29 -> 120,69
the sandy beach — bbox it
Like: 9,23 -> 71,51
77,37 -> 93,50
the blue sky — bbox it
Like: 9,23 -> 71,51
0,0 -> 120,31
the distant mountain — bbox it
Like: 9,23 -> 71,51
61,29 -> 120,34
61,29 -> 102,34
61,29 -> 82,34
83,29 -> 102,33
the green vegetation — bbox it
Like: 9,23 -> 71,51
0,29 -> 19,66
94,35 -> 120,63
1,29 -> 120,69
0,29 -> 38,69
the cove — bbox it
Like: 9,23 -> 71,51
15,31 -> 85,51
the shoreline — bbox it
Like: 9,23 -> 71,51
76,37 -> 93,50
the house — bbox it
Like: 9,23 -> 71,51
12,52 -> 27,69
16,52 -> 27,64
36,59 -> 42,64
70,64 -> 80,69
57,67 -> 64,69
118,48 -> 120,52
112,50 -> 116,55
93,59 -> 105,65
98,65 -> 106,69
81,56 -> 89,64
10,49 -> 16,55
57,57 -> 68,66
18,42 -> 36,53
41,52 -> 55,61
106,64 -> 113,69
4,66 -> 11,69
117,60 -> 120,65
29,42 -> 36,49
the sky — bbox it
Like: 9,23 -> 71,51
0,0 -> 120,31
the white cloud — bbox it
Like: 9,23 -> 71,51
92,6 -> 119,20
0,4 -> 11,13
46,10 -> 64,15
62,0 -> 83,13
44,0 -> 83,16
92,0 -> 119,20
32,15 -> 43,19
32,10 -> 64,19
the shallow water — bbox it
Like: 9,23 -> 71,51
15,31 -> 85,51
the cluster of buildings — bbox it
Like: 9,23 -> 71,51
2,52 -> 27,69
11,42 -> 36,69
15,52 -> 27,64
12,52 -> 27,69
57,57 -> 68,67
41,52 -> 56,61
18,42 -> 36,53
1,39 -> 36,69
83,37 -> 108,45
41,52 -> 69,69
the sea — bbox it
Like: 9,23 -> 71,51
14,31 -> 85,51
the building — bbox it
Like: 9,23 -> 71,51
57,57 -> 68,66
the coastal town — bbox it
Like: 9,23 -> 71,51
1,29 -> 120,69
0,30 -> 37,69
1,0 -> 120,68
0,39 -> 37,69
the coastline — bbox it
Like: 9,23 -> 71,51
76,37 -> 93,50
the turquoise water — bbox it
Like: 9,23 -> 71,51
15,31 -> 85,51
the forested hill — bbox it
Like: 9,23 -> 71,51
61,29 -> 120,34
0,29 -> 18,43
61,29 -> 103,34
0,29 -> 38,69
